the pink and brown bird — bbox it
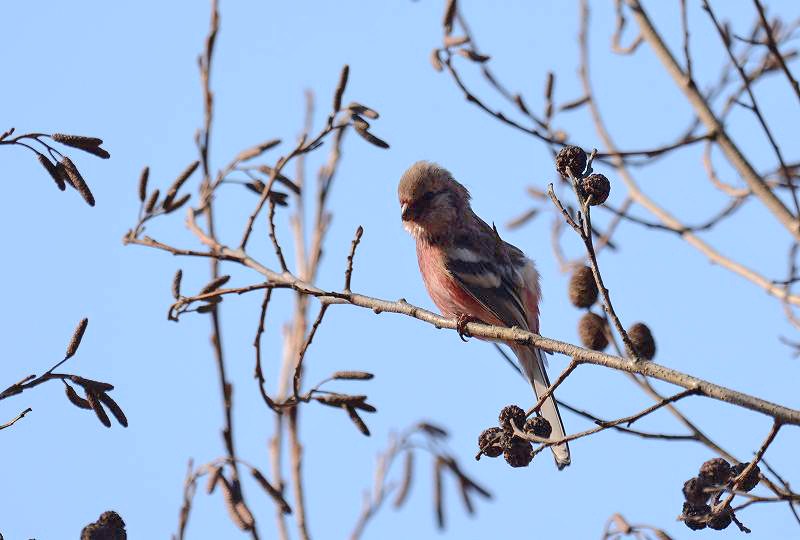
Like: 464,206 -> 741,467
398,161 -> 570,469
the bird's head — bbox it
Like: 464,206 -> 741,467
398,161 -> 471,240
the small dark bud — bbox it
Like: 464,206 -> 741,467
581,173 -> 610,205
478,427 -> 503,458
333,64 -> 349,112
568,265 -> 598,308
730,462 -> 760,492
172,269 -> 183,299
503,438 -> 533,468
707,509 -> 732,530
145,189 -> 160,213
555,145 -> 587,179
628,322 -> 656,360
524,416 -> 552,439
699,458 -> 732,485
138,167 -> 149,202
578,312 -> 608,351
200,274 -> 230,294
682,476 -> 711,505
498,404 -> 526,433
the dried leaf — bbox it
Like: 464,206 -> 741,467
98,392 -> 128,427
64,384 -> 92,409
333,64 -> 349,112
86,392 -> 111,428
65,318 -> 89,359
345,405 -> 370,436
331,371 -> 374,381
392,450 -> 414,509
61,157 -> 95,206
251,469 -> 292,514
138,167 -> 149,202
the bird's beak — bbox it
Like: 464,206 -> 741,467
401,202 -> 411,221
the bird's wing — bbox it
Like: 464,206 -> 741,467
444,218 -> 530,330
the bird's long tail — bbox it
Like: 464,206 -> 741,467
512,345 -> 571,469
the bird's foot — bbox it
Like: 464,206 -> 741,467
456,314 -> 481,342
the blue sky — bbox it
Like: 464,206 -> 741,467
1,1 -> 799,538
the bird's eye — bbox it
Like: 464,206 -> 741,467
421,191 -> 435,201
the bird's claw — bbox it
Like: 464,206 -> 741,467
456,314 -> 479,342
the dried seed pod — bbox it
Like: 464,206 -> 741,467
206,465 -> 223,494
628,322 -> 656,360
353,124 -> 390,149
352,115 -> 370,131
64,384 -> 92,409
682,476 -> 711,505
315,393 -> 367,407
478,427 -> 503,458
98,392 -> 128,427
66,318 -> 89,359
172,269 -> 183,299
430,48 -> 444,72
38,154 -> 66,191
418,422 -> 448,439
346,102 -> 379,119
498,404 -> 526,433
392,450 -> 414,508
163,160 -> 199,208
251,469 -> 292,514
51,133 -> 103,148
165,193 -> 191,213
86,392 -> 112,428
707,509 -> 732,530
333,64 -> 349,112
61,157 -> 95,206
442,0 -> 456,34
730,462 -> 760,492
433,458 -> 445,529
345,405 -> 370,436
234,138 -> 281,162
443,35 -> 469,47
568,265 -> 598,308
145,189 -> 160,213
699,457 -> 732,485
524,416 -> 552,439
456,49 -> 490,63
682,502 -> 710,531
581,173 -> 610,205
200,274 -> 230,294
331,370 -> 374,380
257,165 -> 301,194
220,477 -> 254,531
503,438 -> 533,468
138,166 -> 149,202
578,312 -> 608,351
555,145 -> 587,179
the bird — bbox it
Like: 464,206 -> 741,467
398,160 -> 570,469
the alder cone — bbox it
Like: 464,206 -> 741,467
568,265 -> 598,308
581,173 -> 610,205
578,312 -> 608,351
555,145 -> 587,179
628,322 -> 656,360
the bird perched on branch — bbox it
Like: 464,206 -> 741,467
398,161 -> 570,469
